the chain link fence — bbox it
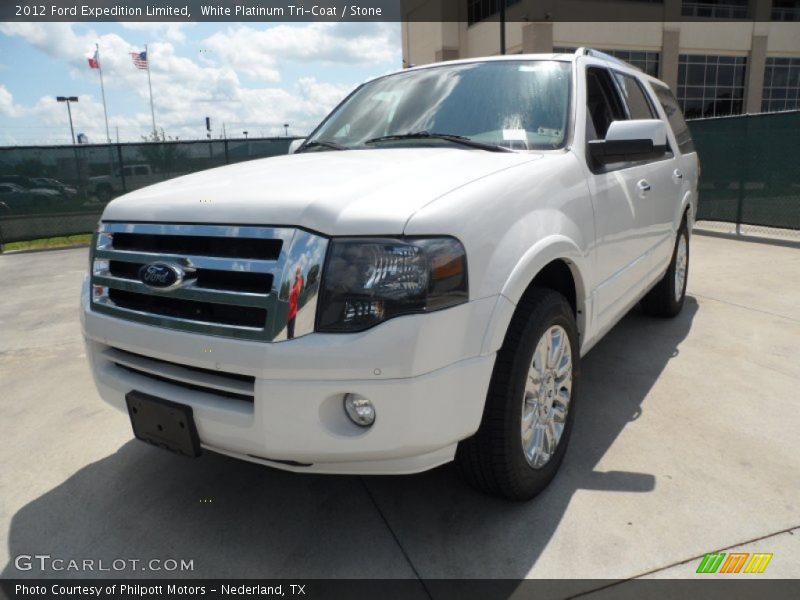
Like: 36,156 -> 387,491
0,137 -> 297,247
688,110 -> 800,238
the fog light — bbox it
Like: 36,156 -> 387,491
343,394 -> 375,427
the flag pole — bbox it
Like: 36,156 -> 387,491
96,43 -> 111,143
145,43 -> 157,139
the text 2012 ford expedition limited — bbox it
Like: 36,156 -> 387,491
82,49 -> 698,500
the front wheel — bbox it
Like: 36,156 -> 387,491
642,219 -> 689,318
456,288 -> 580,500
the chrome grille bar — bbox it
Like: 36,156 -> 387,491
95,249 -> 279,274
93,275 -> 270,307
89,222 -> 328,342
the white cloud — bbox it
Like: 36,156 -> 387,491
120,22 -> 194,43
202,22 -> 400,83
0,22 -> 400,144
0,85 -> 17,117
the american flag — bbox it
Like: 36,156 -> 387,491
130,51 -> 148,70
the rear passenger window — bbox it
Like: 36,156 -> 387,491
613,72 -> 656,120
651,83 -> 696,154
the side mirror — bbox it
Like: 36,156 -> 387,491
288,138 -> 306,154
588,119 -> 667,164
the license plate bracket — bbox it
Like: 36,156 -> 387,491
125,391 -> 201,457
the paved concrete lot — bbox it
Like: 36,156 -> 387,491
1,234 -> 798,589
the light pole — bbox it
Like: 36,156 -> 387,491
283,123 -> 289,137
56,96 -> 79,144
243,131 -> 249,139
499,0 -> 506,55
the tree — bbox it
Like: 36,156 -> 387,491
137,132 -> 188,174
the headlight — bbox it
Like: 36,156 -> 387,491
316,237 -> 468,332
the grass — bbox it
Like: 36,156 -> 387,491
2,233 -> 92,252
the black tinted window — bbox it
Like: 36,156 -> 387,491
652,83 -> 695,153
614,73 -> 656,119
585,68 -> 627,141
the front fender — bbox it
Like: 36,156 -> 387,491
480,235 -> 590,355
679,189 -> 695,232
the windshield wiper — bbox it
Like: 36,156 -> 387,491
297,140 -> 348,152
364,131 -> 512,153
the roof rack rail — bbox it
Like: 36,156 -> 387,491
575,47 -> 642,72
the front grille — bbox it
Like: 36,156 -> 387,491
109,261 -> 273,293
116,363 -> 254,402
104,346 -> 255,403
108,288 -> 267,328
90,223 -> 328,341
112,232 -> 282,260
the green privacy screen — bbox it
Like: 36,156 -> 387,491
688,110 -> 800,231
2,112 -> 800,245
0,137 -> 295,245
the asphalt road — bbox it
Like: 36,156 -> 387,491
1,234 -> 798,591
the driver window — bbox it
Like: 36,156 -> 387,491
585,67 -> 626,141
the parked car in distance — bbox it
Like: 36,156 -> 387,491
29,177 -> 78,197
82,49 -> 698,500
89,164 -> 161,202
0,182 -> 70,214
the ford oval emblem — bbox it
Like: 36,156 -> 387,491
138,262 -> 184,290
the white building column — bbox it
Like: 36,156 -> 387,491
522,22 -> 554,54
745,33 -> 768,113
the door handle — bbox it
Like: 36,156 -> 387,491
673,169 -> 684,180
637,180 -> 651,193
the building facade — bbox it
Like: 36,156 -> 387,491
401,0 -> 800,117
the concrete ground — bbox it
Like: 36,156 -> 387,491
1,234 -> 798,590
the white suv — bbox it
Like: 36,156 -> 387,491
82,49 -> 698,500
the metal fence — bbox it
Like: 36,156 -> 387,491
0,137 -> 297,245
2,112 -> 799,247
688,110 -> 800,234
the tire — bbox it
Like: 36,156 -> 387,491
641,218 -> 689,318
456,288 -> 580,500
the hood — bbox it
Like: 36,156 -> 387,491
102,148 -> 541,235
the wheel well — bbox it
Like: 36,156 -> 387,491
522,259 -> 577,316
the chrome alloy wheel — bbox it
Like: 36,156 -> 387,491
521,325 -> 573,469
674,231 -> 688,302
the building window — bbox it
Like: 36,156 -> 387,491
771,0 -> 800,21
603,49 -> 660,78
677,54 -> 747,118
681,0 -> 749,18
467,0 -> 521,26
762,57 -> 800,112
553,46 -> 660,78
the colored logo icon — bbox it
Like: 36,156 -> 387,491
696,552 -> 773,574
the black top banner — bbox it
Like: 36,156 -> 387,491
0,0 -> 794,22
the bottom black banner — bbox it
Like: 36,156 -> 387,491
2,579 -> 800,600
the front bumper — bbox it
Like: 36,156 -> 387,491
81,279 -> 498,474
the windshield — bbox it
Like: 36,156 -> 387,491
306,60 -> 572,151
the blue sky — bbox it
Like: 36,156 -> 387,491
0,22 -> 401,145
